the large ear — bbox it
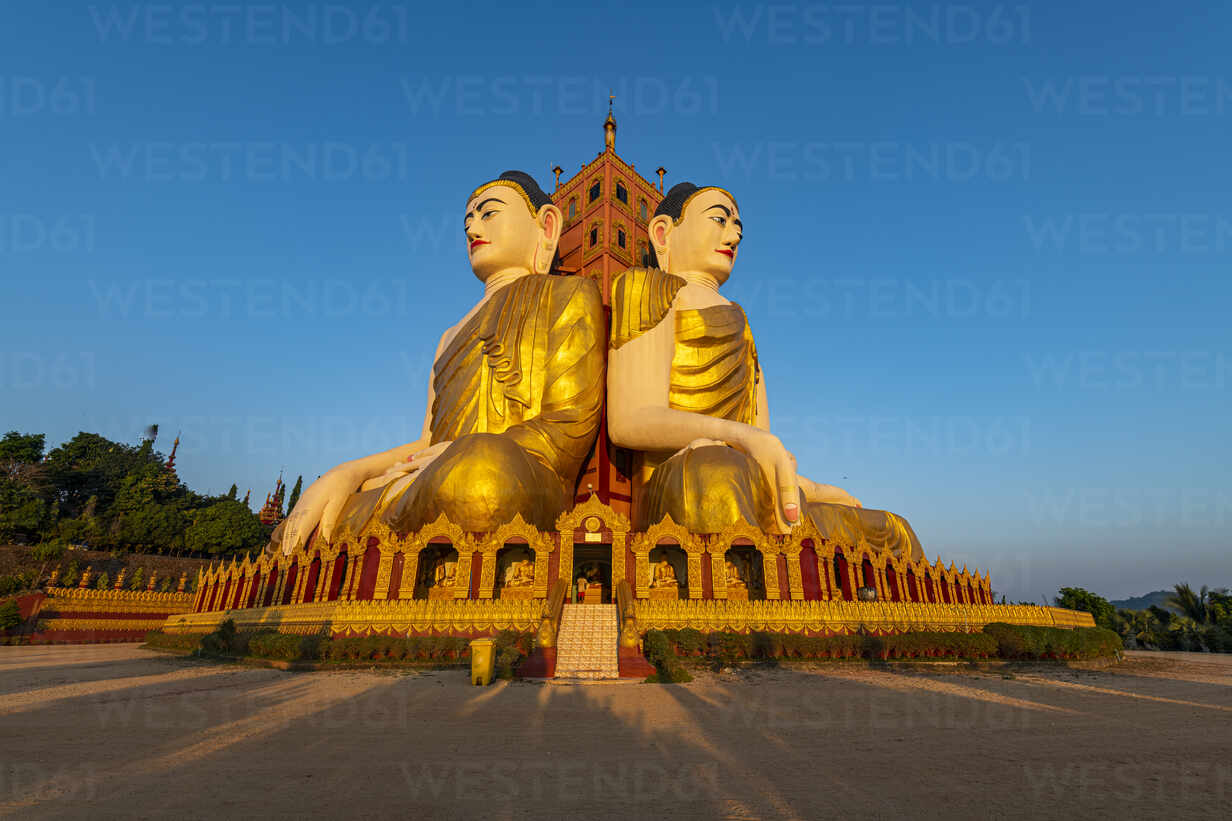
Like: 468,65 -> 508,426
533,203 -> 563,275
648,214 -> 673,271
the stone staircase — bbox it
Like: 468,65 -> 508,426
554,603 -> 619,679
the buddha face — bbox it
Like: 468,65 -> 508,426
650,188 -> 742,284
463,183 -> 561,282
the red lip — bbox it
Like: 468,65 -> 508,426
716,249 -> 734,258
469,239 -> 489,251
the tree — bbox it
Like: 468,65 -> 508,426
0,599 -> 21,632
95,571 -> 110,590
60,560 -> 80,588
0,431 -> 45,467
0,431 -> 51,544
286,476 -> 303,514
184,499 -> 266,555
1169,583 -> 1210,625
128,566 -> 146,590
227,484 -> 238,500
1055,587 -> 1117,631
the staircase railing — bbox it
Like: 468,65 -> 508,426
615,579 -> 639,649
536,579 -> 567,649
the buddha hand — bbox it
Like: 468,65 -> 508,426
360,440 -> 454,491
732,428 -> 800,532
798,477 -> 862,508
279,462 -> 370,554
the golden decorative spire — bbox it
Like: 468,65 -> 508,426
604,93 -> 616,152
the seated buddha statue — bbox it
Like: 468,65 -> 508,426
724,557 -> 747,589
650,558 -> 678,589
503,557 -> 535,588
432,557 -> 457,589
270,171 -> 605,555
606,183 -> 923,560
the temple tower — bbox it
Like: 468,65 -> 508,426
550,104 -> 665,516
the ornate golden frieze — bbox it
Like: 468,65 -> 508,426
45,587 -> 194,611
42,618 -> 170,632
632,600 -> 1094,634
164,598 -> 547,637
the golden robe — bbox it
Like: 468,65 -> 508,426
612,267 -> 923,561
336,274 -> 604,536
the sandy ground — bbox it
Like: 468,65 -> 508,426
1,646 -> 1229,820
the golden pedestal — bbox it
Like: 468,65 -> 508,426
582,586 -> 606,604
499,587 -> 534,600
649,586 -> 680,601
428,587 -> 455,600
726,587 -> 749,602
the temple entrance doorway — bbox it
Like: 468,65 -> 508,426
571,545 -> 611,604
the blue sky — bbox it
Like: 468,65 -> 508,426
2,1 -> 1228,601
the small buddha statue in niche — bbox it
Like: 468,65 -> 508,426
606,183 -> 923,560
270,171 -> 605,556
432,557 -> 457,589
503,557 -> 535,589
724,558 -> 748,590
650,559 -> 679,589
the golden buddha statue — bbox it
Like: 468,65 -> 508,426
432,557 -> 457,589
270,171 -> 605,555
650,558 -> 678,589
724,557 -> 747,590
503,557 -> 535,589
606,183 -> 923,560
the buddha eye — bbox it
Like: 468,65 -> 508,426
482,209 -> 498,220
710,216 -> 726,226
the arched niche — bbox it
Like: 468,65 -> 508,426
647,542 -> 687,600
416,541 -> 460,600
723,545 -> 766,602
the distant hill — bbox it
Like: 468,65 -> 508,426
1111,590 -> 1178,612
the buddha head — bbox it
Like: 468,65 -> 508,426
648,183 -> 742,285
464,170 -> 562,282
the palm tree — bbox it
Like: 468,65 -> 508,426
1169,583 -> 1210,625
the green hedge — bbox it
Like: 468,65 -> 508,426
642,629 -> 692,683
982,623 -> 1122,660
645,625 -> 1118,668
144,623 -> 534,670
144,630 -> 204,654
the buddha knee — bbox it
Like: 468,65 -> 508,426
642,445 -> 774,532
390,433 -> 565,532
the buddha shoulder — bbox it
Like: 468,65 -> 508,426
610,267 -> 687,349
